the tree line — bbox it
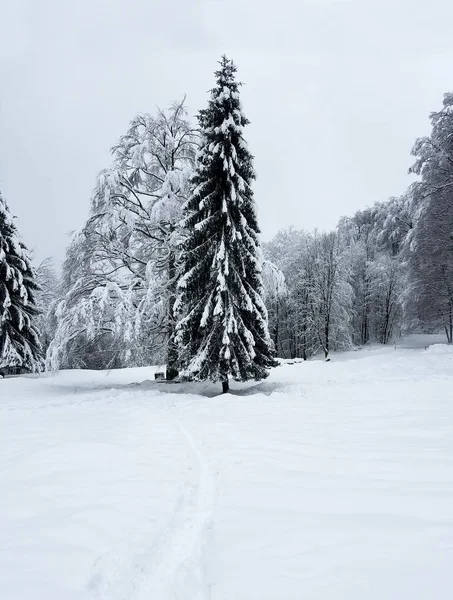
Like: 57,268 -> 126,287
2,63 -> 453,382
1,57 -> 275,391
263,94 -> 453,358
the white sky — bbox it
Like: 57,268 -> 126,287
1,0 -> 453,263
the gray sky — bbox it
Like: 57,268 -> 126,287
1,0 -> 453,264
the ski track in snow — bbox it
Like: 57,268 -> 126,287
92,415 -> 216,600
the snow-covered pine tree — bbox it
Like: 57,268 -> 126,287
175,56 -> 275,393
0,191 -> 42,371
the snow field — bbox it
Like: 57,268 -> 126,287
1,345 -> 453,599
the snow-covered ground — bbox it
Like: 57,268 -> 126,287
2,342 -> 453,599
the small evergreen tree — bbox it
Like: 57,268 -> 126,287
175,56 -> 275,392
0,191 -> 42,371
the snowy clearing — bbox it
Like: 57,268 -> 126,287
2,343 -> 453,599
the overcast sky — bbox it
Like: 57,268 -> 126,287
1,0 -> 453,264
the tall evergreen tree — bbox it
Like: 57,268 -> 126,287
0,191 -> 42,371
175,56 -> 275,392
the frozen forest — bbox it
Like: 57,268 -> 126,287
3,49 -> 453,600
3,59 -> 453,379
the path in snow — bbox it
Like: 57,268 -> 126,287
84,402 -> 217,600
120,419 -> 217,600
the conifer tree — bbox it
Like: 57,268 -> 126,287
0,191 -> 42,371
175,56 -> 275,392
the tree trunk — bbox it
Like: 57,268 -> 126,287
449,302 -> 453,344
166,340 -> 179,381
324,319 -> 330,359
362,310 -> 368,345
302,319 -> 307,361
222,379 -> 229,393
274,300 -> 280,356
166,250 -> 179,380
